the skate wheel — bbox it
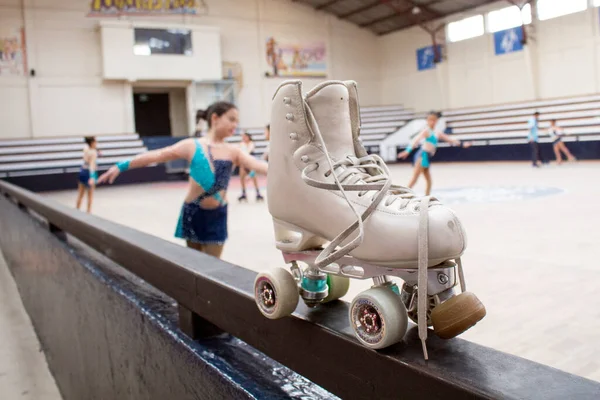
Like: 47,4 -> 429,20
322,275 -> 350,303
431,292 -> 486,339
349,287 -> 408,349
254,268 -> 299,319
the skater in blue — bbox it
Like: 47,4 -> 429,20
398,112 -> 470,195
528,111 -> 545,167
75,136 -> 98,213
98,102 -> 268,259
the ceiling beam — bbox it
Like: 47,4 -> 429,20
375,0 -> 486,36
376,23 -> 411,36
316,0 -> 344,10
360,2 -> 413,28
403,0 -> 442,18
338,0 -> 381,19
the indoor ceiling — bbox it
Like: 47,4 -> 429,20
292,0 -> 501,36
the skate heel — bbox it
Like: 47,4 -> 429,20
273,218 -> 328,252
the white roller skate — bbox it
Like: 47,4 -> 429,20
253,80 -> 485,359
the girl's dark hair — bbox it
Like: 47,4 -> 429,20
242,132 -> 253,141
266,124 -> 270,130
84,136 -> 96,146
196,101 -> 236,128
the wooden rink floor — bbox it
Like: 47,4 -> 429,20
45,160 -> 600,383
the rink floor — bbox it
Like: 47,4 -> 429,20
42,160 -> 600,382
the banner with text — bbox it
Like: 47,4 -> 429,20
88,0 -> 203,16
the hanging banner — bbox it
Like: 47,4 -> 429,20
265,37 -> 327,78
416,45 -> 441,71
0,26 -> 26,76
494,27 -> 524,55
88,0 -> 203,16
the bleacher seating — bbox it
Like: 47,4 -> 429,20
0,134 -> 147,179
441,94 -> 600,145
0,134 -> 167,192
3,93 -> 596,192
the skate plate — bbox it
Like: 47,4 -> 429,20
281,250 -> 457,296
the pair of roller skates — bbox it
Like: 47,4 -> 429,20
253,80 -> 486,359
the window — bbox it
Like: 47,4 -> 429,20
537,0 -> 587,21
487,4 -> 532,33
447,15 -> 485,42
593,0 -> 600,7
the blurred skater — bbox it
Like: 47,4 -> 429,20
548,119 -> 576,165
75,136 -> 98,213
98,102 -> 268,259
398,112 -> 471,196
528,111 -> 545,167
238,131 -> 263,202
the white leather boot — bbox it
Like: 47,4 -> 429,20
255,80 -> 485,359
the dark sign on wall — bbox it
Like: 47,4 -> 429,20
133,28 -> 192,56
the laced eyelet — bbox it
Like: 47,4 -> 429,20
324,171 -> 331,177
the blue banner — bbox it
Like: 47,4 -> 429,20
494,27 -> 524,55
416,45 -> 441,71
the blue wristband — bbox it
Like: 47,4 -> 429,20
116,160 -> 130,172
405,145 -> 413,153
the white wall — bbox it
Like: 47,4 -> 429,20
192,0 -> 381,129
0,0 -> 381,139
0,0 -> 31,138
380,2 -> 600,112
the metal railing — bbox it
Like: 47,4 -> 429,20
1,179 -> 599,400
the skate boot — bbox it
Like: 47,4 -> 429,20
238,192 -> 247,202
253,80 -> 485,359
256,192 -> 264,202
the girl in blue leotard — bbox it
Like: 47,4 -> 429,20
75,136 -> 98,213
98,102 -> 268,259
397,112 -> 470,195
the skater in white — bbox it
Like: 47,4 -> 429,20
237,132 -> 263,202
253,80 -> 485,359
548,119 -> 576,165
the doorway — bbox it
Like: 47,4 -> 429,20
133,92 -> 172,137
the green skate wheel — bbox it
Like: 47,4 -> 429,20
254,268 -> 299,319
349,286 -> 408,349
322,274 -> 350,303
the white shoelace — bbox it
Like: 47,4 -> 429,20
301,102 -> 434,359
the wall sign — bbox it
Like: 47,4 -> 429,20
0,26 -> 26,76
494,27 -> 524,55
89,0 -> 202,16
416,45 -> 441,71
265,37 -> 326,78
